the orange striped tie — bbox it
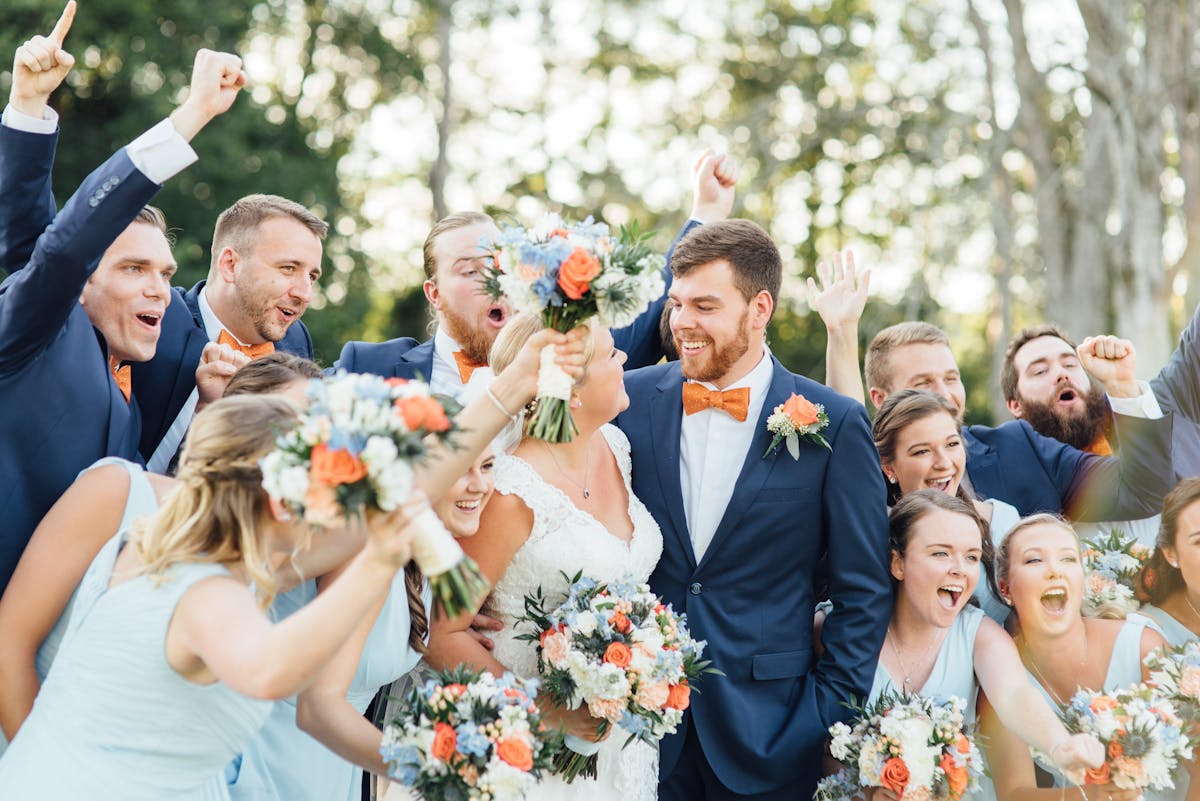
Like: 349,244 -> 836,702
218,329 -> 275,360
682,382 -> 750,422
110,355 -> 132,402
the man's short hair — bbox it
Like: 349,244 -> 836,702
134,205 -> 172,243
210,194 -> 328,270
422,211 -> 495,281
1000,324 -> 1076,403
669,219 -> 782,317
864,321 -> 951,393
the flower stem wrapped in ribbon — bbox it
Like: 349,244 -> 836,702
482,214 -> 666,443
259,372 -> 489,617
826,691 -> 985,801
380,665 -> 559,801
515,571 -> 719,782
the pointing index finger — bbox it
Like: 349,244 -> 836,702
49,1 -> 76,47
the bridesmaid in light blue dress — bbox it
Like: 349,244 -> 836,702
978,514 -> 1170,801
229,448 -> 493,801
0,396 -> 421,800
828,492 -> 1103,799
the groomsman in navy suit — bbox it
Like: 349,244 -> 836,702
863,322 -> 1175,520
0,18 -> 246,591
334,151 -> 739,398
616,220 -> 891,800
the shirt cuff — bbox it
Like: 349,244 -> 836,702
1,104 -> 58,134
1107,380 -> 1163,419
125,118 -> 198,185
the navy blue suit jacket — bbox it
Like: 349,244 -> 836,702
964,412 -> 1174,520
130,280 -> 314,462
616,358 -> 891,796
1151,300 -> 1200,480
0,128 -> 160,591
332,221 -> 699,377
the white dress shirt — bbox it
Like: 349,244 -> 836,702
431,328 -> 494,401
679,346 -> 775,562
3,105 -> 197,184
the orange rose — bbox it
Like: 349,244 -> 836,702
954,734 -> 971,755
610,611 -> 632,633
603,642 -> 633,668
396,395 -> 451,433
303,480 -> 341,525
1107,740 -> 1123,760
1084,762 -> 1112,785
557,248 -> 602,300
310,443 -> 368,486
1089,695 -> 1118,714
880,756 -> 909,797
781,393 -> 820,427
940,754 -> 968,801
495,736 -> 534,771
431,722 -> 457,761
665,682 -> 691,710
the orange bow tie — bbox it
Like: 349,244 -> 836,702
452,350 -> 487,384
218,329 -> 275,360
682,382 -> 750,422
110,355 -> 132,403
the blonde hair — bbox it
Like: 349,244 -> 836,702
134,395 -> 300,609
488,315 -> 596,448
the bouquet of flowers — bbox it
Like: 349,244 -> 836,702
380,666 -> 558,801
1145,640 -> 1200,721
482,213 -> 666,442
1081,529 -> 1151,617
826,692 -> 985,801
259,372 -> 488,616
515,572 -> 717,782
1037,685 -> 1192,790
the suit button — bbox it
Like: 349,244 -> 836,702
689,582 -> 702,595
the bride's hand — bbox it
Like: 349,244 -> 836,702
541,701 -> 611,742
491,326 -> 590,411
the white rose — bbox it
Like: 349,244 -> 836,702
374,460 -> 415,511
575,611 -> 597,636
361,436 -> 399,470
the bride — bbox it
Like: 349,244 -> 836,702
426,314 -> 664,801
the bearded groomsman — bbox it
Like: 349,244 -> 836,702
0,3 -> 244,590
334,150 -> 738,398
617,220 -> 891,800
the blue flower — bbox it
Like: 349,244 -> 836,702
532,272 -> 563,306
381,744 -> 422,784
455,725 -> 491,758
619,710 -> 648,737
326,428 -> 367,455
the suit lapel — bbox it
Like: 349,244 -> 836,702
963,428 -> 999,502
183,282 -> 205,329
649,367 -> 694,569
399,339 -> 436,381
695,358 -> 792,574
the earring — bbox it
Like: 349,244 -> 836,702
1169,560 -> 1179,568
887,476 -> 897,485
570,397 -> 583,410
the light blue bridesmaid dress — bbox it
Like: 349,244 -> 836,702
227,571 -> 431,801
0,456 -> 159,759
0,537 -> 271,799
1028,614 -> 1182,799
1141,604 -> 1198,648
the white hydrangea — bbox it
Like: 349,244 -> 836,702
361,435 -> 399,472
374,460 -> 415,511
479,757 -> 534,800
531,212 -> 566,241
496,273 -> 545,317
574,611 -> 597,636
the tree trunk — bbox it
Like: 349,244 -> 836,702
429,0 -> 453,223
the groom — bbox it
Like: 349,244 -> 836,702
617,220 -> 890,800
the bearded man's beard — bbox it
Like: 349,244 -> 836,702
1019,384 -> 1112,452
441,304 -> 496,365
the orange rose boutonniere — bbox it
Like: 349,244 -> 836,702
763,392 -> 830,460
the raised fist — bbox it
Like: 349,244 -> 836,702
689,148 -> 738,224
169,48 -> 247,141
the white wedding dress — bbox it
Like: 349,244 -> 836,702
489,424 -> 664,801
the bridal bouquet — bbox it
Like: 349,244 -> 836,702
1081,530 -> 1150,617
1145,641 -> 1200,721
515,572 -> 717,782
482,213 -> 665,442
826,692 -> 985,801
380,666 -> 557,801
259,371 -> 488,616
1036,684 -> 1192,790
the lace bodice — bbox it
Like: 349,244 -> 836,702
490,425 -> 663,676
486,425 -> 663,801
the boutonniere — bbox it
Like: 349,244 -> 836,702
763,393 -> 831,459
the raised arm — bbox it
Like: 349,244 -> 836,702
0,47 -> 245,375
0,2 -> 75,271
613,149 -> 736,368
808,249 -> 870,404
